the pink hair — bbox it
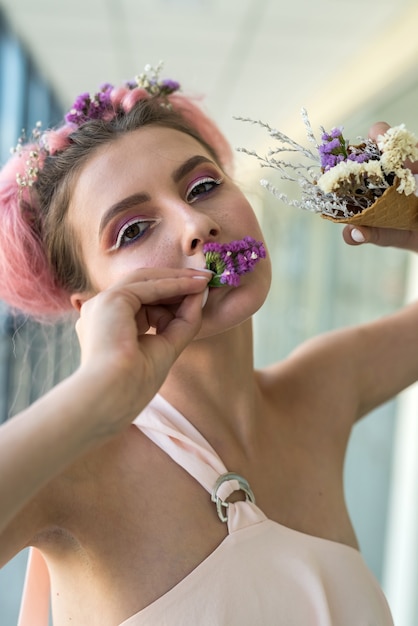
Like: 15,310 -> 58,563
0,90 -> 234,320
0,147 -> 73,320
169,93 -> 234,174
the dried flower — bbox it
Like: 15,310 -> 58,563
65,84 -> 113,125
237,110 -> 418,220
65,63 -> 180,127
10,63 -> 181,190
11,122 -> 43,189
204,237 -> 266,287
377,124 -> 418,172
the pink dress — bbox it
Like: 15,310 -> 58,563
18,394 -> 394,625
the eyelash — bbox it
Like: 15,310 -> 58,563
110,217 -> 155,251
109,174 -> 223,250
186,176 -> 223,203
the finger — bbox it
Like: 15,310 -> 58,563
111,267 -> 213,291
107,274 -> 210,313
138,291 -> 204,374
158,291 -> 205,357
343,224 -> 416,249
368,122 -> 390,142
145,305 -> 175,334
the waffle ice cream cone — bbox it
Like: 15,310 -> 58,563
321,183 -> 418,230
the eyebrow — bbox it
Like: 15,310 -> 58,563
172,155 -> 215,183
99,192 -> 150,239
99,154 -> 216,239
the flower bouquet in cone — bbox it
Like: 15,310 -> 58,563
237,110 -> 418,230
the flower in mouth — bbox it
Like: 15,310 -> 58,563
203,236 -> 266,287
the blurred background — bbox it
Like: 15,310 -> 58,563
0,1 -> 417,624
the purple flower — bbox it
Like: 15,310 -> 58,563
318,127 -> 349,170
64,84 -> 114,125
160,79 -> 180,94
65,92 -> 91,124
348,152 -> 370,164
318,127 -> 378,172
203,236 -> 266,287
321,127 -> 343,141
64,70 -> 181,127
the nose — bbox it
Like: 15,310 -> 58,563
180,204 -> 220,256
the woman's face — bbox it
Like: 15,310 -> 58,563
68,125 -> 271,335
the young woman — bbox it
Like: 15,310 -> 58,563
0,69 -> 417,625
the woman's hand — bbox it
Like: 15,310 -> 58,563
0,268 -> 211,538
343,121 -> 418,251
74,267 -> 211,433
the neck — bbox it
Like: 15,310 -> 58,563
158,319 -> 261,447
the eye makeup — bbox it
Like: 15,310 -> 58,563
102,158 -> 224,251
108,215 -> 159,251
186,175 -> 223,203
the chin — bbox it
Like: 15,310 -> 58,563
195,274 -> 270,340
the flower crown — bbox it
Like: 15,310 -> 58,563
64,62 -> 180,126
11,63 -> 181,189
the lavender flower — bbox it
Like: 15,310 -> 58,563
161,79 -> 180,94
204,237 -> 266,287
65,84 -> 113,125
318,128 -> 348,170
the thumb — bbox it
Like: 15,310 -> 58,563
159,289 -> 207,358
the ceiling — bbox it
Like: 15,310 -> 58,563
1,0 -> 417,174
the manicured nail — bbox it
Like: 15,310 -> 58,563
351,228 -> 366,243
191,267 -> 215,275
201,287 -> 209,308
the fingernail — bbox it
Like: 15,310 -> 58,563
351,228 -> 366,243
190,267 -> 215,275
201,287 -> 209,308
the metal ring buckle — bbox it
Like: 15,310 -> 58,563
211,472 -> 256,523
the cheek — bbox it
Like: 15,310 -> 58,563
88,240 -> 182,292
227,196 -> 263,234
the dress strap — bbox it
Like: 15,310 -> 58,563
134,394 -> 228,494
17,547 -> 50,626
134,394 -> 264,529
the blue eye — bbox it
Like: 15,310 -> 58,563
187,176 -> 222,203
110,218 -> 154,250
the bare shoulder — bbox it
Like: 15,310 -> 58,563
258,300 -> 418,434
258,326 -> 360,422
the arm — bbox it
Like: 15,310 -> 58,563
269,301 -> 418,438
0,268 -> 209,555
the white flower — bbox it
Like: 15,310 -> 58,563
393,168 -> 417,195
317,159 -> 385,194
377,124 -> 418,172
317,161 -> 360,193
